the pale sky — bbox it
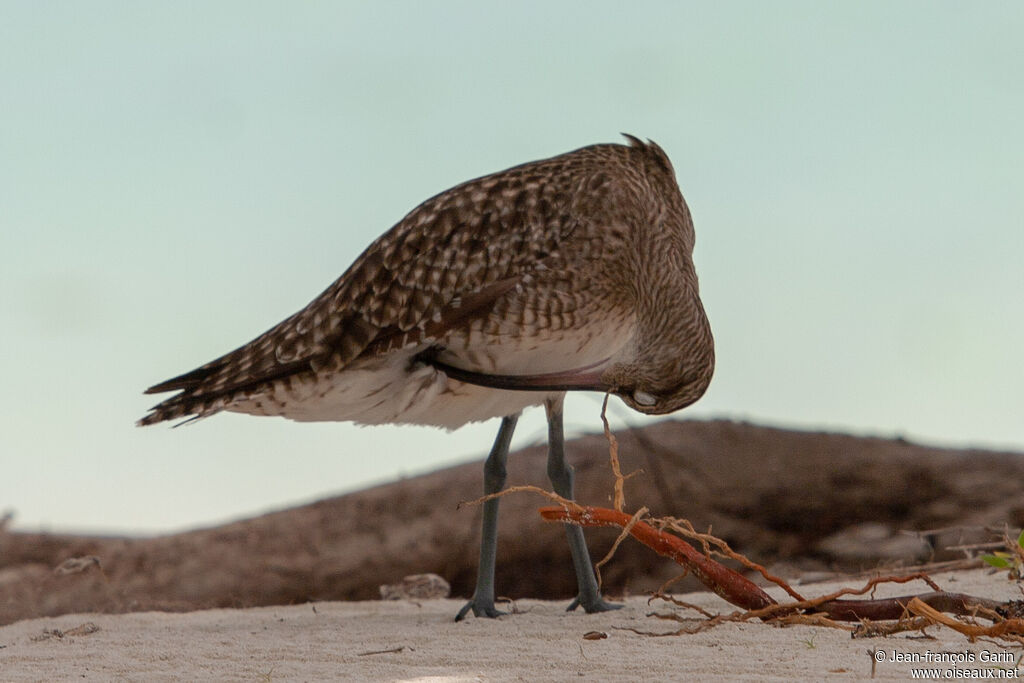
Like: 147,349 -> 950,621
2,1 -> 1021,534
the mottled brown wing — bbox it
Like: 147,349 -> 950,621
138,147 -> 595,424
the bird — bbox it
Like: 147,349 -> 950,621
138,134 -> 715,620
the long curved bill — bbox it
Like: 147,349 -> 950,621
425,357 -> 612,393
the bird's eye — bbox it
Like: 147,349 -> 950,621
632,390 -> 657,407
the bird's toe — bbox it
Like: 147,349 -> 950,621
455,597 -> 507,621
567,594 -> 623,614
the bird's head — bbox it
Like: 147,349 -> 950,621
598,362 -> 712,417
601,340 -> 715,416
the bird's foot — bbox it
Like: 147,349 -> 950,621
455,595 -> 506,621
566,594 -> 623,614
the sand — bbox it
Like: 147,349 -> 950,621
2,568 -> 1021,682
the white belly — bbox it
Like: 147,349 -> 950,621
226,313 -> 634,430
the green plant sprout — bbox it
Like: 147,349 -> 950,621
981,528 -> 1024,580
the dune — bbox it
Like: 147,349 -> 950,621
2,420 -> 1023,679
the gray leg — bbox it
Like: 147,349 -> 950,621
456,413 -> 519,621
545,397 -> 621,613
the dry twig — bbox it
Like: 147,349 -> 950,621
600,394 -> 626,512
539,503 -> 1024,643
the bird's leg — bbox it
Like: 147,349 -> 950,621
544,396 -> 622,613
456,413 -> 519,621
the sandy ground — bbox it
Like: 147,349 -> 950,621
1,568 -> 1021,682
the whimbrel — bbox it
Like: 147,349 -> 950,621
139,135 -> 715,619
